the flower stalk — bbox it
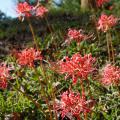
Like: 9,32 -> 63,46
106,31 -> 115,63
27,18 -> 39,50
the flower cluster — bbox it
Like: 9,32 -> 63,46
0,63 -> 10,89
16,2 -> 33,17
36,6 -> 48,17
55,90 -> 94,119
101,64 -> 120,86
16,2 -> 48,18
57,53 -> 96,84
97,14 -> 118,32
97,0 -> 109,7
65,28 -> 88,44
16,48 -> 42,67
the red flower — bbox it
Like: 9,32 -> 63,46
55,90 -> 94,119
57,53 -> 96,84
16,2 -> 33,17
36,6 -> 48,17
97,14 -> 118,32
64,28 -> 93,45
0,63 -> 10,89
101,64 -> 120,86
97,0 -> 109,7
66,29 -> 86,44
16,48 -> 42,67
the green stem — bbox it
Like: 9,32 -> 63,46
108,32 -> 115,64
34,66 -> 53,120
106,32 -> 111,62
86,78 -> 92,98
91,14 -> 100,45
44,16 -> 53,34
51,85 -> 58,120
27,18 -> 39,50
84,113 -> 88,120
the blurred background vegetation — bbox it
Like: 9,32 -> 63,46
0,0 -> 120,59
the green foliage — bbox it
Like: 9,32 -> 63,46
0,91 -> 31,118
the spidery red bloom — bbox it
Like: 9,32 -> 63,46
16,2 -> 33,17
65,29 -> 87,44
97,0 -> 109,7
16,48 -> 42,67
101,64 -> 120,86
97,14 -> 118,32
55,90 -> 94,119
36,6 -> 48,17
57,53 -> 96,84
64,28 -> 93,45
0,63 -> 10,89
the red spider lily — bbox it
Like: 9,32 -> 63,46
101,64 -> 120,86
54,90 -> 94,119
97,0 -> 109,7
56,53 -> 96,84
65,28 -> 90,44
0,63 -> 10,89
64,28 -> 94,45
36,6 -> 48,17
97,14 -> 118,32
16,48 -> 42,67
16,2 -> 33,17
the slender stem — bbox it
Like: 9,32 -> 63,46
44,16 -> 53,34
84,113 -> 88,120
86,78 -> 92,98
40,64 -> 53,120
76,115 -> 81,120
41,84 -> 53,120
80,79 -> 84,95
94,15 -> 101,45
80,79 -> 88,120
27,18 -> 39,50
91,14 -> 101,45
51,86 -> 58,120
34,1 -> 50,34
34,66 -> 53,120
108,32 -> 115,63
77,43 -> 80,51
96,28 -> 101,45
106,33 -> 111,62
